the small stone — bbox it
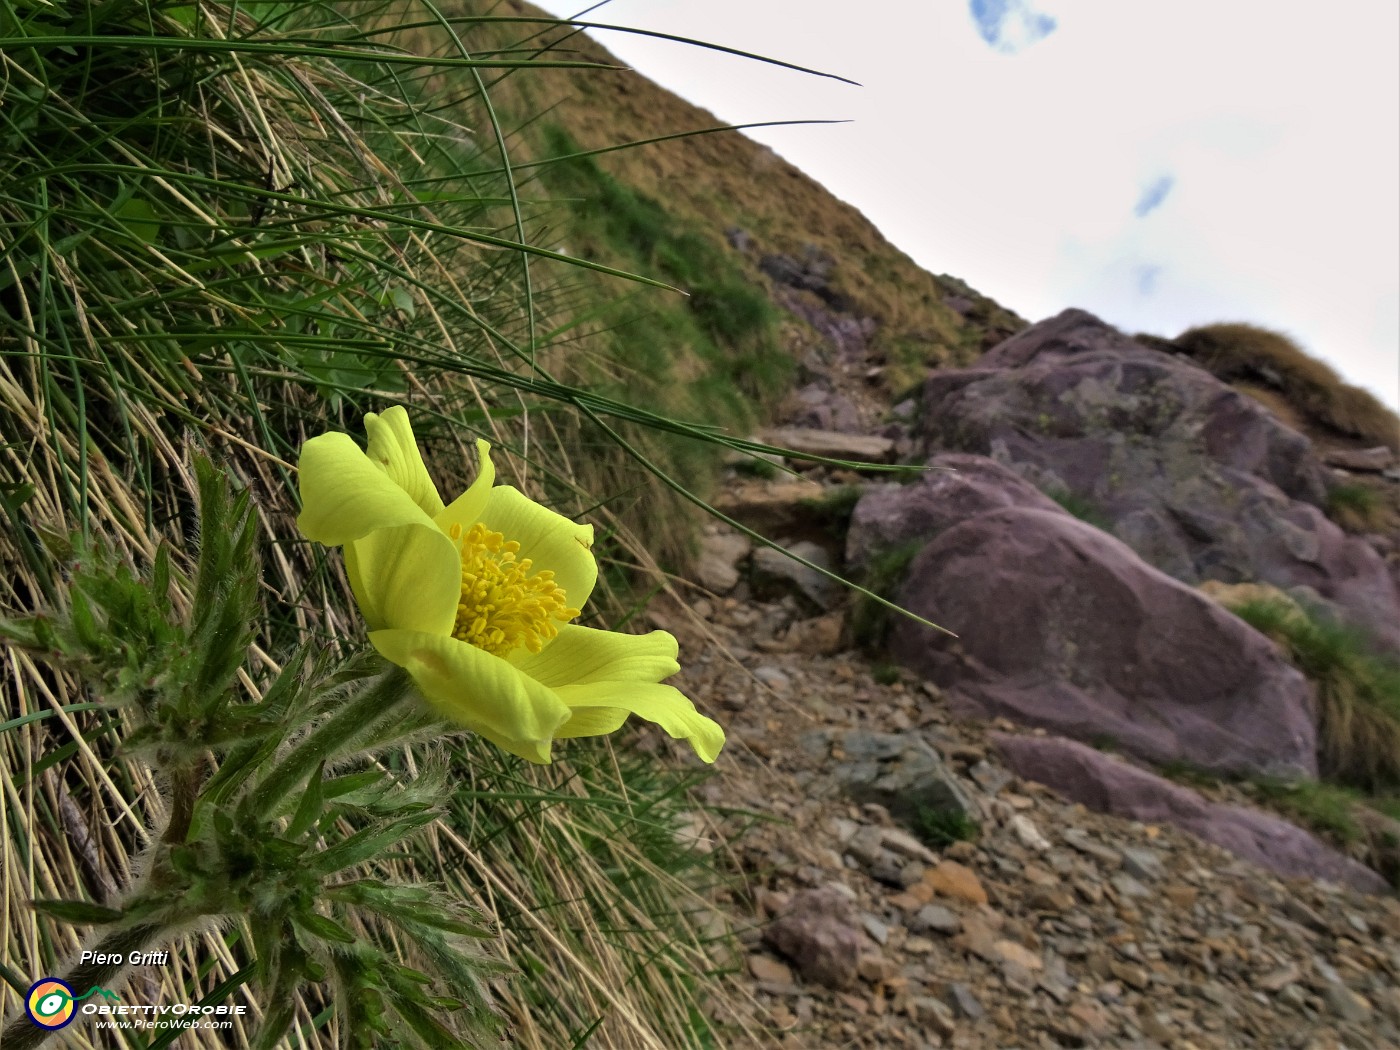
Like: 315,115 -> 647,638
752,666 -> 791,693
1120,846 -> 1166,881
1063,829 -> 1123,867
845,825 -> 887,867
1009,814 -> 1051,852
1068,999 -> 1113,1037
1283,897 -> 1327,932
880,826 -> 940,864
695,532 -> 752,593
1027,886 -> 1076,912
1257,963 -> 1301,992
1074,879 -> 1104,905
944,840 -> 979,862
1110,873 -> 1152,899
994,940 -> 1044,972
788,611 -> 846,655
969,760 -> 1012,795
912,904 -> 961,935
953,916 -> 1000,963
763,887 -> 865,990
860,914 -> 890,945
1324,982 -> 1372,1024
1109,960 -> 1150,990
947,743 -> 986,764
1198,980 -> 1231,1005
751,541 -> 840,611
857,953 -> 894,983
1001,961 -> 1037,995
1022,862 -> 1060,887
1376,986 -> 1400,1024
924,860 -> 988,905
1162,884 -> 1198,910
944,982 -> 985,1020
912,996 -> 958,1037
887,890 -> 930,912
1095,980 -> 1124,1004
748,954 -> 794,985
867,851 -> 911,888
841,731 -> 906,762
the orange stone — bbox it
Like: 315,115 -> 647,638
924,860 -> 989,905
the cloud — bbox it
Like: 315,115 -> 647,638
1134,175 -> 1176,218
969,0 -> 1058,54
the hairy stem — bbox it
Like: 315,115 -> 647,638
162,764 -> 199,847
243,665 -> 412,820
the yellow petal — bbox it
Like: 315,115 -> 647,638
554,707 -> 630,739
553,682 -> 725,763
297,432 -> 437,546
508,626 -> 679,689
370,628 -> 572,764
434,439 -> 496,536
478,486 -> 597,612
344,524 -> 458,635
363,406 -> 444,518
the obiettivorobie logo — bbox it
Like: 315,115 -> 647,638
24,978 -> 120,1030
21,975 -> 247,1034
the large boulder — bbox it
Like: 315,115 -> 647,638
889,506 -> 1317,778
993,733 -> 1389,894
915,309 -> 1400,650
845,453 -> 1061,570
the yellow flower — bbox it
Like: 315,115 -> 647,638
295,407 -> 724,765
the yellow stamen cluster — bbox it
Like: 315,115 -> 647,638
449,522 -> 579,657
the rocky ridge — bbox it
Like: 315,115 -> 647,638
660,306 -> 1400,1047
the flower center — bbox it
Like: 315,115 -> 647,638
448,522 -> 580,658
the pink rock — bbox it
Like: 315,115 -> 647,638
846,453 -> 1061,570
890,506 -> 1317,778
993,733 -> 1388,894
916,309 -> 1400,651
762,887 -> 865,990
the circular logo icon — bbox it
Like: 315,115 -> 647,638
26,978 -> 77,1030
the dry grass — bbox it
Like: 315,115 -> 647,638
1,2 -> 768,1045
1230,598 -> 1400,794
1171,323 -> 1399,451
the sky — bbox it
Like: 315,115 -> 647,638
532,1 -> 1400,411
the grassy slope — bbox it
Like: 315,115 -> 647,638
483,0 -> 1025,377
385,1 -> 1024,572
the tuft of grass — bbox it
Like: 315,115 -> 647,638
871,661 -> 902,686
850,538 -> 928,651
797,484 -> 864,540
734,457 -> 782,480
1325,482 -> 1383,531
1249,777 -> 1365,844
1044,486 -> 1111,531
1160,764 -> 1400,889
1171,323 -> 1400,451
912,805 -> 980,849
1231,598 -> 1400,793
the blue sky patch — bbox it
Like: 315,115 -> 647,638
1135,264 -> 1163,296
1134,175 -> 1176,218
970,0 -> 1058,53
